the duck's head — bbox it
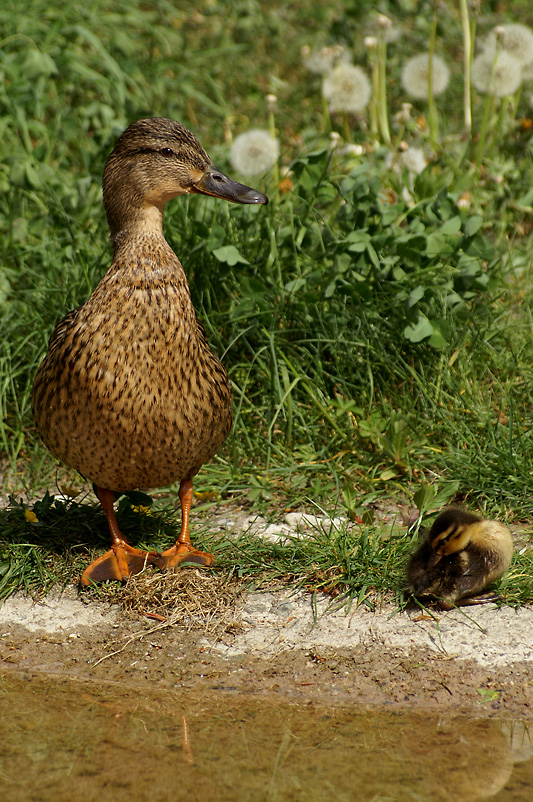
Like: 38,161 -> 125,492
103,117 -> 268,238
426,506 -> 481,567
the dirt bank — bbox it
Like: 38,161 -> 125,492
1,582 -> 533,718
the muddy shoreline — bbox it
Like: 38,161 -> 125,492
1,585 -> 533,718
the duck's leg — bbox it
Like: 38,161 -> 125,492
436,591 -> 500,611
155,479 -> 214,569
458,591 -> 501,607
80,487 -> 161,586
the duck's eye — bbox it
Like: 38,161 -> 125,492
160,148 -> 174,157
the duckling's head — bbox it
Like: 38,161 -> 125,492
103,117 -> 268,239
426,506 -> 481,566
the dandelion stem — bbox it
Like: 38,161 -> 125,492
475,45 -> 500,167
427,2 -> 439,146
475,93 -> 495,167
321,95 -> 332,134
342,112 -> 352,143
267,101 -> 280,199
367,44 -> 380,141
459,0 -> 472,134
488,94 -> 514,160
377,33 -> 391,145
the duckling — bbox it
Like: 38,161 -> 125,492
407,506 -> 513,609
32,117 -> 268,586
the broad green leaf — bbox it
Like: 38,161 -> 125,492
440,216 -> 462,235
406,285 -> 425,309
404,315 -> 434,342
212,245 -> 250,266
463,215 -> 483,237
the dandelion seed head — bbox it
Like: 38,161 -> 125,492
393,102 -> 413,126
471,50 -> 522,97
377,13 -> 392,30
457,192 -> 471,210
229,129 -> 279,176
522,61 -> 533,82
364,36 -> 378,51
401,147 -> 427,175
340,143 -> 365,158
384,27 -> 401,45
386,146 -> 426,176
401,53 -> 450,100
485,23 -> 533,67
322,63 -> 371,114
302,44 -> 346,74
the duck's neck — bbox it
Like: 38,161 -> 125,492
104,202 -> 192,297
107,199 -> 167,253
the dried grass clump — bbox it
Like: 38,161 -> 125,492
109,569 -> 245,635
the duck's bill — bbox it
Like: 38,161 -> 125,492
426,552 -> 443,570
191,166 -> 268,205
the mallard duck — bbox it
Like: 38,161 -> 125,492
407,506 -> 513,609
32,117 -> 268,586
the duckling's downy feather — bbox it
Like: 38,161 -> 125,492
407,507 -> 513,606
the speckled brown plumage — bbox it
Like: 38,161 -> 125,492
32,117 -> 268,585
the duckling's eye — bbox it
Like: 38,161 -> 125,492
160,148 -> 175,157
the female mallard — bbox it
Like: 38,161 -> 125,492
32,117 -> 268,586
407,506 -> 513,609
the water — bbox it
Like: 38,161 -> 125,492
1,672 -> 532,801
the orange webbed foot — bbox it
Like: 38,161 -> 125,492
152,478 -> 215,570
153,543 -> 215,570
80,542 -> 161,586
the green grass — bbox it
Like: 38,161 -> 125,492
1,0 -> 533,603
3,490 -> 533,610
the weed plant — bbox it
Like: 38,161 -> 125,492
1,0 -> 533,603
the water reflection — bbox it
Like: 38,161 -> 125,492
0,672 -> 531,801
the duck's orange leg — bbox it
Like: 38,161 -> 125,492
80,487 -> 161,586
154,479 -> 214,569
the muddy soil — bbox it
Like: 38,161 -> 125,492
1,584 -> 533,718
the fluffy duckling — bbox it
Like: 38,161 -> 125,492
32,118 -> 268,586
407,506 -> 513,609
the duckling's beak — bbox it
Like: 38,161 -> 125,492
427,552 -> 443,569
191,166 -> 268,205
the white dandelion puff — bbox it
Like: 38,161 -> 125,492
393,102 -> 413,127
485,23 -> 533,67
229,130 -> 279,176
322,63 -> 371,114
377,13 -> 392,31
302,44 -> 346,75
522,61 -> 533,82
374,13 -> 400,44
401,146 -> 427,175
386,146 -> 426,176
401,53 -> 450,100
471,50 -> 522,97
339,143 -> 365,158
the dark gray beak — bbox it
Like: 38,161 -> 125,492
191,165 -> 268,205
